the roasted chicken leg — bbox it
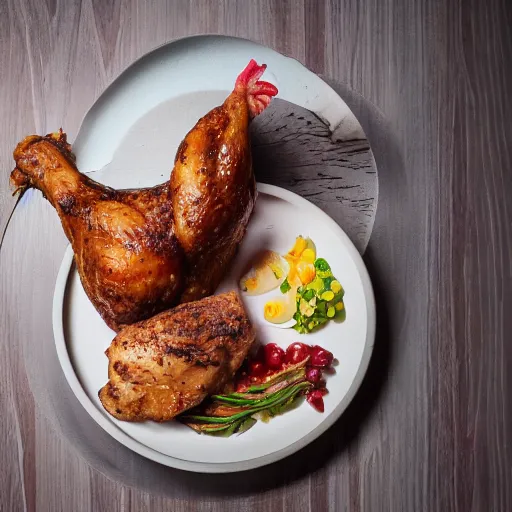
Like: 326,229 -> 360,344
10,60 -> 278,331
171,59 -> 279,302
98,292 -> 255,422
11,133 -> 183,330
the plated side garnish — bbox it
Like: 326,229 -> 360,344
239,250 -> 288,295
239,236 -> 346,332
292,257 -> 345,334
179,342 -> 334,436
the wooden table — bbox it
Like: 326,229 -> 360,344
1,1 -> 511,510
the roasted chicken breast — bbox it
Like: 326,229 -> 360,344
98,292 -> 256,422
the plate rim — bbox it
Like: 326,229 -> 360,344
52,183 -> 376,473
73,34 -> 368,175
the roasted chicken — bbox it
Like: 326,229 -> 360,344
98,291 -> 256,422
10,60 -> 278,331
11,134 -> 183,330
171,59 -> 278,302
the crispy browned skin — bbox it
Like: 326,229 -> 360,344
171,88 -> 256,303
11,132 -> 183,331
98,292 -> 255,422
10,61 -> 277,330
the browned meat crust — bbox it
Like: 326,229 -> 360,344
11,131 -> 183,331
10,61 -> 275,331
98,292 -> 255,422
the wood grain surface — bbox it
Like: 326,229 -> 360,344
1,1 -> 511,511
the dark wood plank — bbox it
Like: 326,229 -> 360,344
426,1 -> 512,509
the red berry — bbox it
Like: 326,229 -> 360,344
306,390 -> 325,412
285,342 -> 310,365
310,345 -> 333,368
248,360 -> 266,378
264,343 -> 285,370
306,367 -> 322,384
318,386 -> 328,396
254,345 -> 266,362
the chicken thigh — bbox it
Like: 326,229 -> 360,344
11,132 -> 183,331
10,60 -> 277,331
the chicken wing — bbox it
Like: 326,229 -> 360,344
98,291 -> 255,422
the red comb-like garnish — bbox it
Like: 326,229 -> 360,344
235,59 -> 278,118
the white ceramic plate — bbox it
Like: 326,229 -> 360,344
51,36 -> 375,473
53,184 -> 375,473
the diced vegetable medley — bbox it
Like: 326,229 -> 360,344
293,258 -> 345,333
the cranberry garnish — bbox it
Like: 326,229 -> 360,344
306,389 -> 325,412
306,367 -> 322,384
264,343 -> 285,370
285,342 -> 310,365
248,360 -> 266,378
254,345 -> 266,362
310,345 -> 333,368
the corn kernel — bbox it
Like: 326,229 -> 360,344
290,236 -> 308,257
330,280 -> 342,293
321,290 -> 335,301
301,248 -> 316,263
